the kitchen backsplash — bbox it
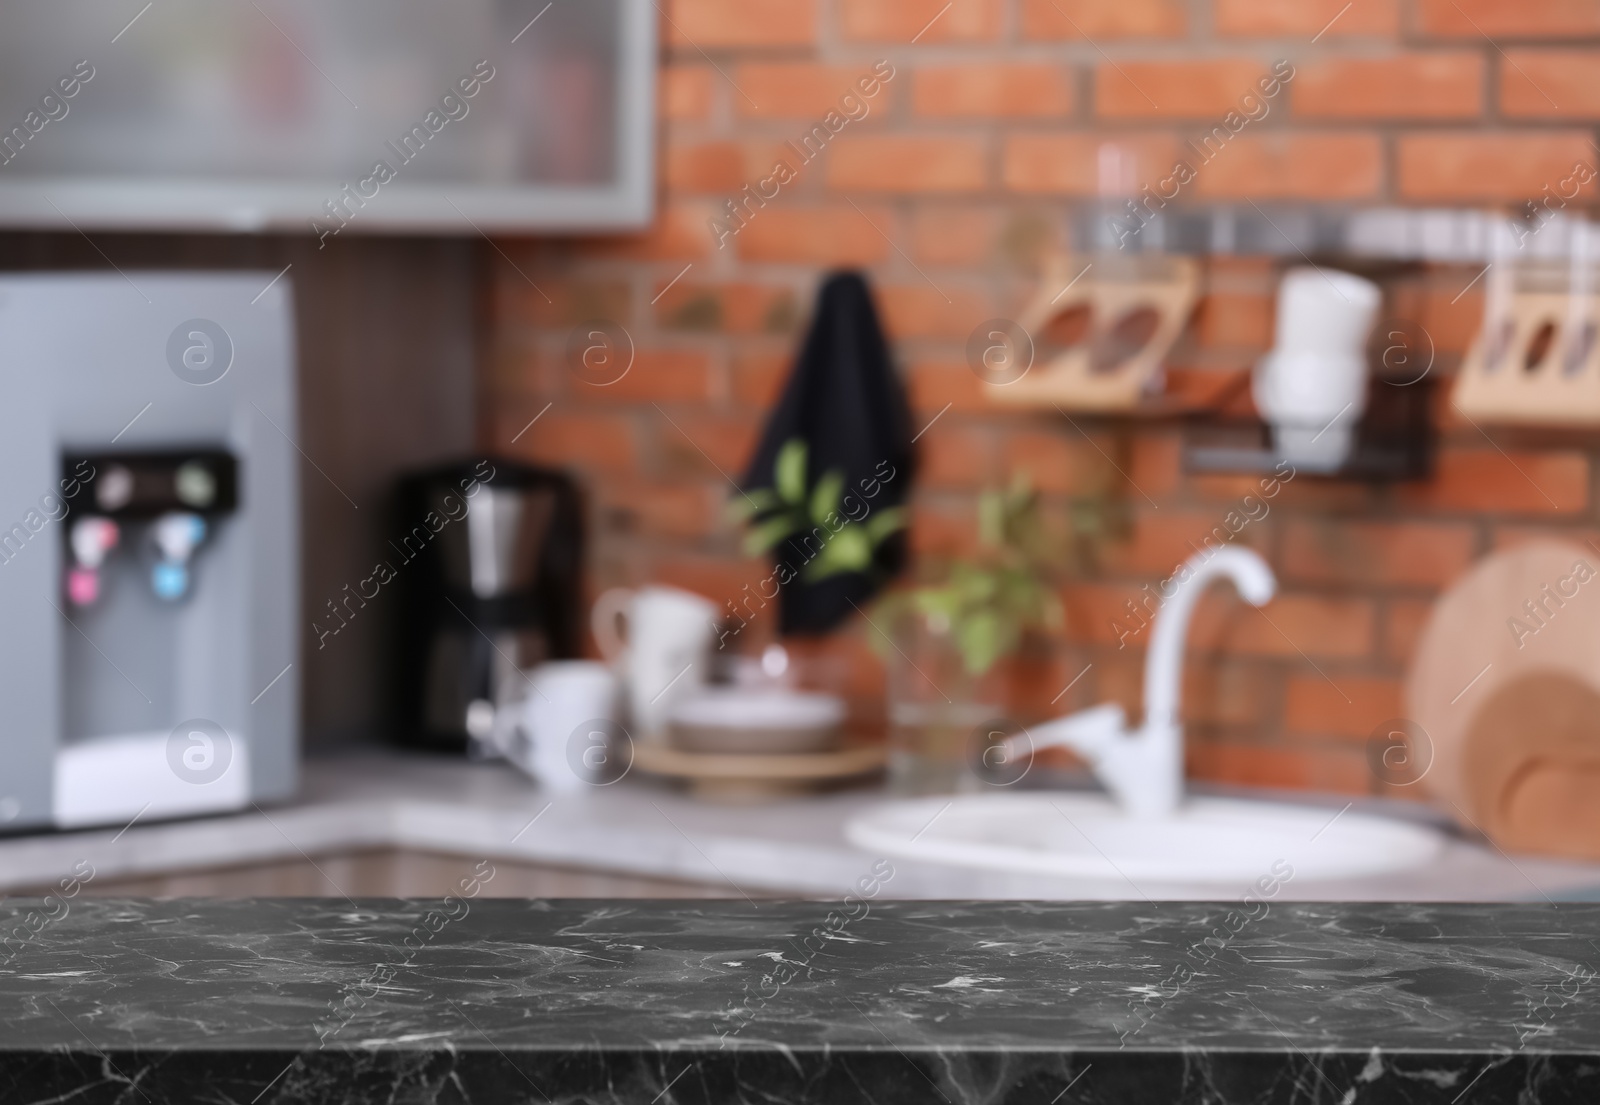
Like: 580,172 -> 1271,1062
483,0 -> 1600,796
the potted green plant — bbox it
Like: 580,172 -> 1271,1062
869,475 -> 1064,794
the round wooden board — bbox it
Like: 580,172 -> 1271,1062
1406,540 -> 1600,828
630,742 -> 887,802
1457,670 -> 1600,857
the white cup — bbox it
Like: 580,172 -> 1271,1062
1253,267 -> 1382,471
1254,350 -> 1370,471
1271,267 -> 1381,358
494,660 -> 618,792
1255,349 -> 1369,418
590,585 -> 719,742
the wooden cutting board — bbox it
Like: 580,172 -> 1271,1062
1407,540 -> 1600,856
630,742 -> 886,803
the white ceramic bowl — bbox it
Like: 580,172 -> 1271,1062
667,689 -> 846,755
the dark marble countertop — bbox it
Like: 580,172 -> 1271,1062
4,898 -> 1599,1104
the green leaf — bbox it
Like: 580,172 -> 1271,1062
726,487 -> 779,523
956,610 -> 1005,676
807,524 -> 873,581
864,505 -> 906,545
832,524 -> 873,569
955,567 -> 998,605
775,439 -> 808,506
912,585 -> 960,622
809,469 -> 845,527
742,513 -> 799,557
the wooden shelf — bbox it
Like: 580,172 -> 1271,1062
989,366 -> 1253,421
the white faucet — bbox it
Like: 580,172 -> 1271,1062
1018,546 -> 1277,818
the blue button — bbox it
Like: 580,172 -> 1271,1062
152,561 -> 189,601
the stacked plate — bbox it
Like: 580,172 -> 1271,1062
630,689 -> 882,801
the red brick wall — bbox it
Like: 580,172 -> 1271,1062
483,0 -> 1600,796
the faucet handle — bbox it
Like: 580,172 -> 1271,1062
1005,702 -> 1128,762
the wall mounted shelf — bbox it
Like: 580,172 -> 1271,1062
1182,376 -> 1436,481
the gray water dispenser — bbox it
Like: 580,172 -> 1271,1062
0,273 -> 299,831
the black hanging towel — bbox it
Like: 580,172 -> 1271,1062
741,270 -> 916,635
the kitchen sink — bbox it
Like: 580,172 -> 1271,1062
852,548 -> 1447,888
845,791 -> 1446,886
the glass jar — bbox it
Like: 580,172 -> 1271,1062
884,610 -> 1006,796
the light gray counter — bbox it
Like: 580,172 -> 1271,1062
4,750 -> 1600,901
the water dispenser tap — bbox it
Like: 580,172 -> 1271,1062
66,516 -> 120,606
150,512 -> 207,601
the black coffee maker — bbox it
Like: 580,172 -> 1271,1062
394,458 -> 583,753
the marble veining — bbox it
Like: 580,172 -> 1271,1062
3,899 -> 1599,1103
